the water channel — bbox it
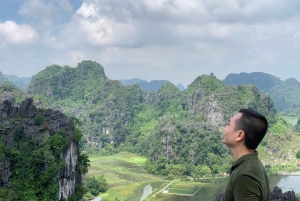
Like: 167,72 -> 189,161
130,174 -> 300,201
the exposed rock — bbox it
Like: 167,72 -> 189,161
215,186 -> 299,201
0,98 -> 83,200
270,186 -> 298,201
215,193 -> 224,201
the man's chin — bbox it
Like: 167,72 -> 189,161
222,138 -> 228,146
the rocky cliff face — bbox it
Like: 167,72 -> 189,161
0,98 -> 83,200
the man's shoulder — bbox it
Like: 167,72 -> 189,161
232,157 -> 265,177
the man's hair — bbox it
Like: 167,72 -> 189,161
234,109 -> 268,150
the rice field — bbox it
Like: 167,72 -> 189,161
281,116 -> 298,126
149,178 -> 229,201
87,152 -> 167,201
86,152 -> 228,201
166,181 -> 202,195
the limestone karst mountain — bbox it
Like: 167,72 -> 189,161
223,72 -> 300,115
119,78 -> 185,92
26,61 -> 300,177
0,97 -> 88,200
3,74 -> 31,91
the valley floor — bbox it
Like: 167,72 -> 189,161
87,152 -> 168,201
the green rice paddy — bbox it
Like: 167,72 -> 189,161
281,116 -> 298,126
87,152 -> 167,201
167,181 -> 201,195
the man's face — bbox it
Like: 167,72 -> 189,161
223,113 -> 242,147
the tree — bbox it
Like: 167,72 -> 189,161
296,151 -> 300,159
155,156 -> 167,175
167,164 -> 185,179
85,175 -> 108,196
97,175 -> 108,193
191,165 -> 211,180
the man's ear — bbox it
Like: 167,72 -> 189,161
236,130 -> 245,142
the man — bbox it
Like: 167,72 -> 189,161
223,109 -> 270,201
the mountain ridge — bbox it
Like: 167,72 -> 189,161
223,72 -> 300,115
26,61 -> 300,178
119,78 -> 185,92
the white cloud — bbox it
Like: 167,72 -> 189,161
3,0 -> 300,85
60,2 -> 138,47
0,21 -> 38,44
39,0 -> 300,84
76,2 -> 99,18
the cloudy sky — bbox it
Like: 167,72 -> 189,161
1,0 -> 300,87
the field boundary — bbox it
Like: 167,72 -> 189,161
163,187 -> 200,196
146,180 -> 180,201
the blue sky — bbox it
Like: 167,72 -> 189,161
1,0 -> 300,87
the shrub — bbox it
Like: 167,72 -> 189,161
85,175 -> 108,196
34,115 -> 45,126
51,134 -> 65,155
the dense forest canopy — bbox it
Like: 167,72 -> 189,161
25,61 -> 300,178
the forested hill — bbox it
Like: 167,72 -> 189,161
223,72 -> 300,116
0,83 -> 88,200
27,61 -> 300,177
27,61 -> 146,147
119,78 -> 185,92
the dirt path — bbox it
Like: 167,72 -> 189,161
146,179 -> 180,201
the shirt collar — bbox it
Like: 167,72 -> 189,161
230,151 -> 258,175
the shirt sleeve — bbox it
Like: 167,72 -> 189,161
233,174 -> 261,201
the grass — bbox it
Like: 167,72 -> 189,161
89,152 -> 147,167
149,179 -> 229,201
281,116 -> 298,126
87,152 -> 167,201
167,181 -> 202,195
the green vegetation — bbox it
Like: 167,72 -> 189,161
26,61 -> 300,178
23,60 -> 300,200
167,181 -> 201,195
268,118 -> 289,136
86,152 -> 167,201
34,114 -> 45,126
296,151 -> 300,159
0,101 -> 89,201
85,175 -> 108,196
5,131 -> 65,200
264,164 -> 299,174
281,116 -> 299,126
0,187 -> 17,201
223,72 -> 300,116
0,82 -> 25,105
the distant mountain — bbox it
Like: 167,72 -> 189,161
0,71 -> 4,83
0,71 -> 19,87
3,74 -> 31,90
223,72 -> 300,115
119,78 -> 185,92
223,72 -> 281,92
176,83 -> 185,91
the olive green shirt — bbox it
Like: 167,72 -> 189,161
224,152 -> 270,201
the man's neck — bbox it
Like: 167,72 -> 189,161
230,146 -> 255,161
